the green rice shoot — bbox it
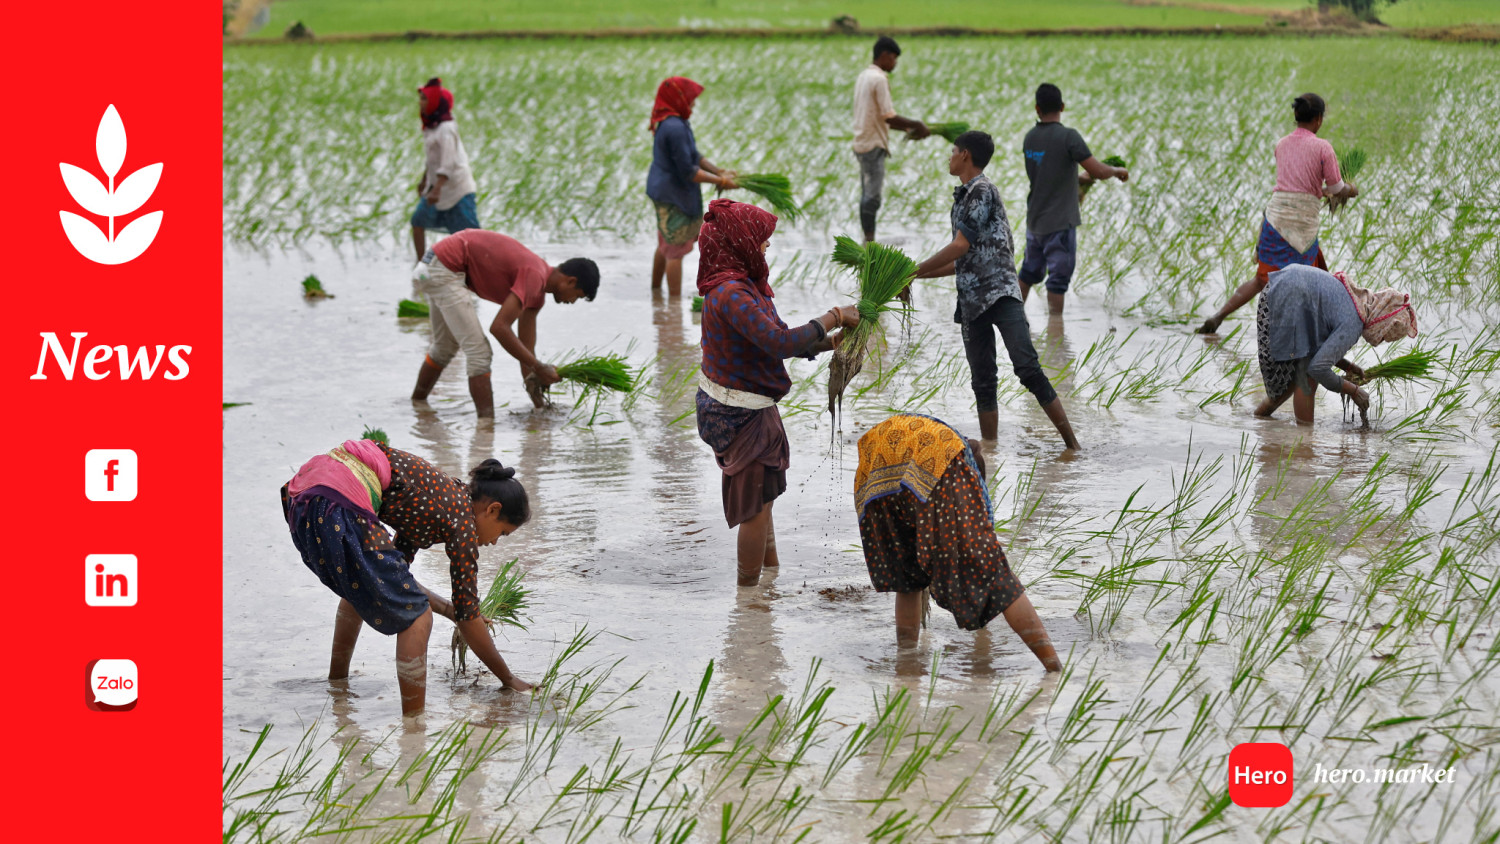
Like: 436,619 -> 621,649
831,235 -> 866,271
1357,348 -> 1438,385
454,558 -> 530,670
691,295 -> 704,313
829,241 -> 917,414
1102,155 -> 1129,168
361,425 -> 389,444
301,274 -> 332,299
925,121 -> 970,143
222,402 -> 252,410
556,354 -> 635,393
1337,145 -> 1367,182
735,173 -> 802,221
397,298 -> 429,318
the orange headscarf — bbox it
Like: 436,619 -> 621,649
649,77 -> 704,133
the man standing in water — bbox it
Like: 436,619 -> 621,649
410,77 -> 480,261
915,131 -> 1080,450
1019,83 -> 1129,315
852,36 -> 930,243
411,230 -> 600,417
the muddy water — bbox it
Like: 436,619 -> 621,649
223,230 -> 1497,841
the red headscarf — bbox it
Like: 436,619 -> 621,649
649,77 -> 704,133
697,199 -> 778,298
419,77 -> 454,129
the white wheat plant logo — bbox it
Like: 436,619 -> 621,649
59,105 -> 163,265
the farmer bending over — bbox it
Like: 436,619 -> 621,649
1254,264 -> 1417,425
282,441 -> 534,717
855,414 -> 1061,670
411,229 -> 600,416
915,131 -> 1080,450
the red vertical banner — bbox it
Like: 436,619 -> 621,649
3,2 -> 221,839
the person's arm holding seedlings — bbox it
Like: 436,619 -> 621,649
489,294 -> 559,398
1309,314 -> 1369,412
697,157 -> 737,191
447,525 -> 532,692
719,284 -> 858,359
1078,156 -> 1128,187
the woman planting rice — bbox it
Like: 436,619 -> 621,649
647,77 -> 739,298
1254,264 -> 1418,425
695,199 -> 860,586
282,440 -> 534,717
854,414 -> 1060,670
1198,93 -> 1359,335
409,78 -> 480,261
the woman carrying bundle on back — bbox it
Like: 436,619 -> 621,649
647,77 -> 740,298
281,440 -> 534,717
854,414 -> 1060,670
1254,264 -> 1417,425
695,199 -> 860,587
1198,93 -> 1360,335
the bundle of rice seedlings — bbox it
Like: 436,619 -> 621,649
828,242 -> 917,417
361,425 -> 389,444
301,274 -> 332,299
735,173 -> 802,221
831,235 -> 866,271
1337,145 -> 1367,182
1353,349 -> 1438,386
691,295 -> 705,313
397,298 -> 429,318
1081,156 -> 1129,203
453,558 -> 530,671
1329,145 -> 1366,212
917,121 -> 970,143
556,354 -> 635,393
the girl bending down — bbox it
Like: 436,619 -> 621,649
282,440 -> 533,716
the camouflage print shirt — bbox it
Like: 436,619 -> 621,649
949,174 -> 1022,324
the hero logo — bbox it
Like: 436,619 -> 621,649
59,105 -> 163,265
30,332 -> 191,381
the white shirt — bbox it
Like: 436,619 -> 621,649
851,64 -> 897,154
422,121 -> 477,210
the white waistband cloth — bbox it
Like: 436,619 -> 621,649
699,371 -> 776,410
1264,191 -> 1322,255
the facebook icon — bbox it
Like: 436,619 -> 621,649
85,449 -> 138,501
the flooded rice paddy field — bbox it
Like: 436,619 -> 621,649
224,37 -> 1499,842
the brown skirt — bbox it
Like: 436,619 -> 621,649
858,459 -> 1024,631
698,396 -> 791,528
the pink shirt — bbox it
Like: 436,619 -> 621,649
1273,128 -> 1342,197
433,230 -> 551,310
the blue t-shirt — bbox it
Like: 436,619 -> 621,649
646,116 -> 703,217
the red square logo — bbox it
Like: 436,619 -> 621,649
1228,743 -> 1293,807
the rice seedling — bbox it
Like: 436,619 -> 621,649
556,354 -> 635,393
1354,348 -> 1440,385
827,241 -> 916,419
830,234 -> 865,271
1101,155 -> 1129,169
300,274 -> 331,299
396,298 -> 429,318
222,402 -> 251,409
360,425 -> 388,444
453,558 -> 530,670
913,121 -> 970,143
691,295 -> 704,313
734,173 -> 802,221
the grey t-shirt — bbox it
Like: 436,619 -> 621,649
1022,122 -> 1092,235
